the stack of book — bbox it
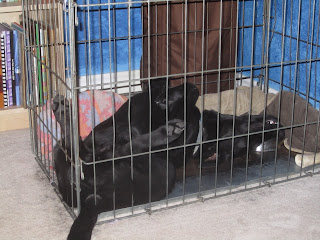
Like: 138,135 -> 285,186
0,2 -> 66,109
0,22 -> 26,108
27,19 -> 60,107
25,2 -> 66,107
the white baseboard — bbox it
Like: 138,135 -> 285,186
72,71 -> 278,96
236,73 -> 279,94
76,70 -> 141,95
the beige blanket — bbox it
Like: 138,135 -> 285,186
196,86 -> 320,168
196,86 -> 277,116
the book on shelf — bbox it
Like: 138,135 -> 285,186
26,19 -> 42,106
39,25 -> 48,103
0,33 -> 5,108
12,26 -> 21,106
35,22 -> 43,105
44,27 -> 50,101
27,18 -> 57,106
11,22 -> 26,108
0,4 -> 65,110
17,2 -> 66,108
0,23 -> 15,107
20,27 -> 27,108
0,20 -> 28,109
3,23 -> 19,106
28,19 -> 48,106
0,45 -> 3,108
48,26 -> 55,96
2,22 -> 19,107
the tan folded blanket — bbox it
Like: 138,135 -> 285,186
196,86 -> 277,116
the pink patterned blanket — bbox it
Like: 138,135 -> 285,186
37,90 -> 127,177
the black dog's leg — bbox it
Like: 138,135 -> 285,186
52,95 -> 84,207
147,119 -> 185,146
119,119 -> 184,155
53,143 -> 78,207
67,194 -> 104,240
52,95 -> 72,144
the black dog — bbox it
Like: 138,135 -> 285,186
53,79 -> 284,239
52,80 -> 200,240
196,110 -> 285,168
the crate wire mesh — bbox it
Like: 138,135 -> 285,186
23,0 -> 320,223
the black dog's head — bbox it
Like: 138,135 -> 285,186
154,82 -> 199,113
142,78 -> 199,113
199,110 -> 285,163
247,114 -> 285,152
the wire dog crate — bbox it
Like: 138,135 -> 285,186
24,0 -> 320,224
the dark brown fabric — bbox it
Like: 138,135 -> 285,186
266,91 -> 320,153
141,1 -> 237,94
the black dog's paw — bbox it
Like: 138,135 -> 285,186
161,119 -> 185,144
150,119 -> 185,146
167,119 -> 184,137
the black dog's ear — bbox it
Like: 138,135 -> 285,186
203,110 -> 219,122
142,78 -> 170,93
152,78 -> 168,89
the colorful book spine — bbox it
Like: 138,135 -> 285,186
2,23 -> 17,105
0,33 -> 7,108
11,22 -> 26,107
4,29 -> 13,106
12,29 -> 20,106
33,48 -> 39,106
20,33 -> 26,108
44,28 -> 50,100
48,27 -> 56,94
0,49 -> 3,108
0,34 -> 3,108
39,27 -> 47,103
35,23 -> 43,104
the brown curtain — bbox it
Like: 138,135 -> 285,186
141,1 -> 238,94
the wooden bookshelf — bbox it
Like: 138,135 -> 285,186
0,107 -> 29,132
0,1 -> 29,132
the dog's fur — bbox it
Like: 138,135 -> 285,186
52,80 -> 200,240
53,79 -> 285,240
195,110 -> 285,168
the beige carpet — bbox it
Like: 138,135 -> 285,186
1,129 -> 320,240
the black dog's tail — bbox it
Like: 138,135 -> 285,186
67,195 -> 100,240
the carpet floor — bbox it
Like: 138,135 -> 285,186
0,129 -> 319,240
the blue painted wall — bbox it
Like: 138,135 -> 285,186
74,0 -> 142,76
71,0 -> 320,105
238,0 -> 320,106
